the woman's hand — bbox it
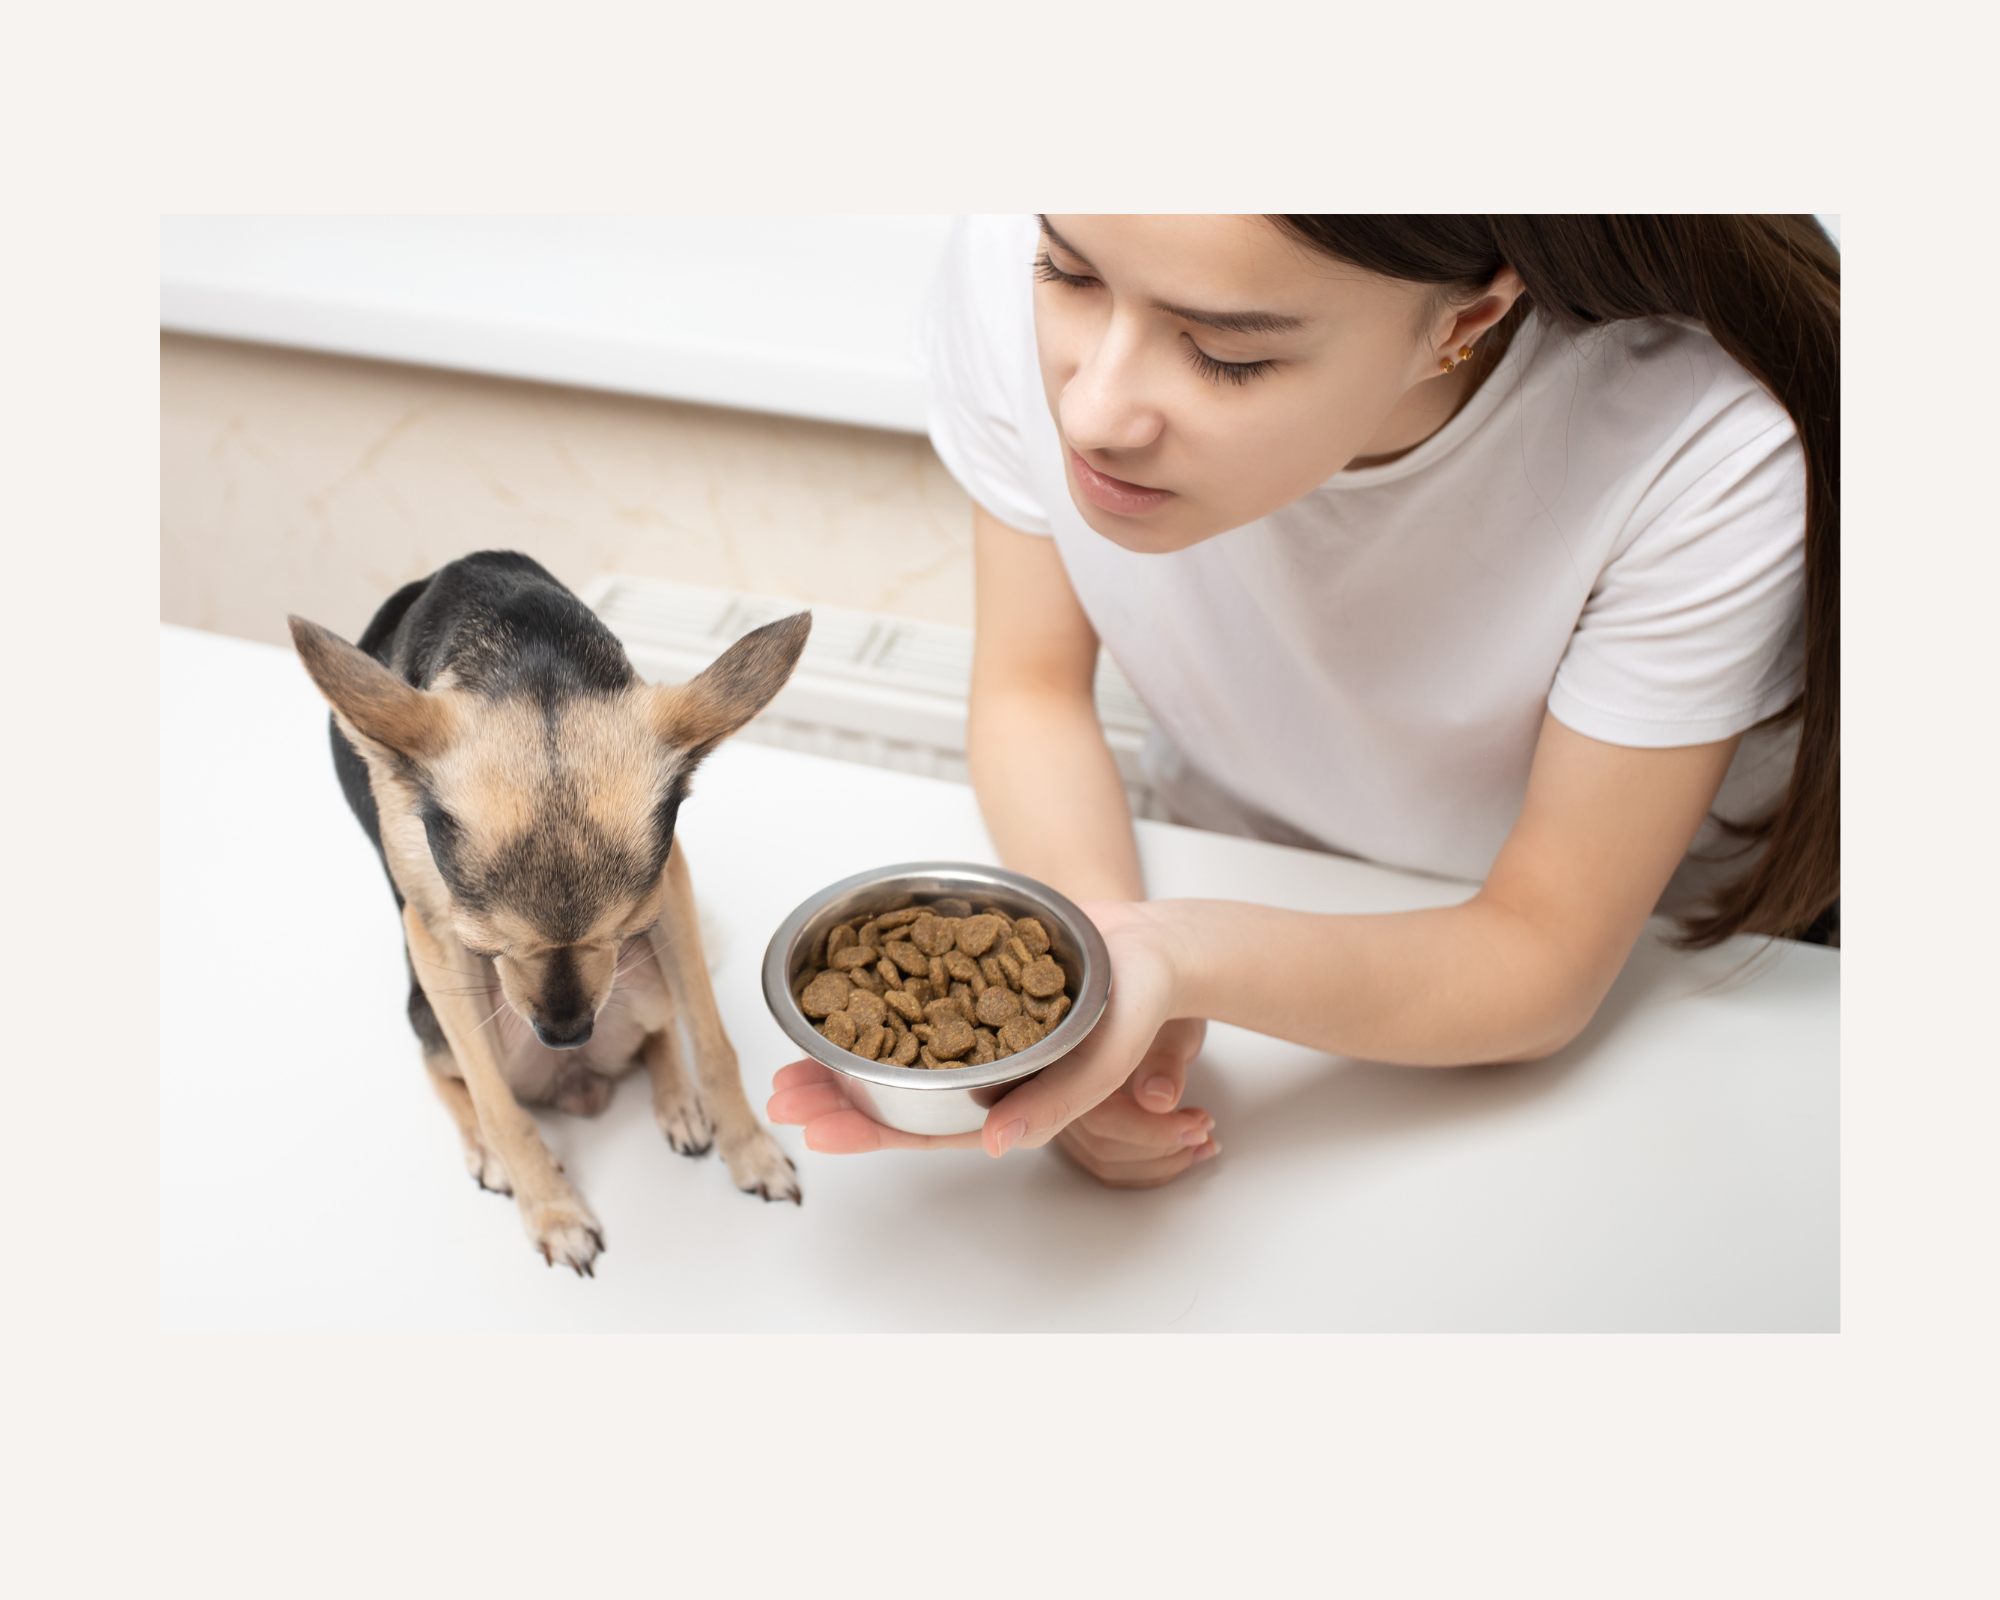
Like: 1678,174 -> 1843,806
765,899 -> 1219,1182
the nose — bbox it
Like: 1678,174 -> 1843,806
534,1016 -> 595,1050
1059,317 -> 1165,455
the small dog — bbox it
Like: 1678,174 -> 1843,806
290,551 -> 809,1275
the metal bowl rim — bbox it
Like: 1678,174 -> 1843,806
760,860 -> 1111,1091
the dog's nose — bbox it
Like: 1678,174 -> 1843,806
534,1016 -> 595,1050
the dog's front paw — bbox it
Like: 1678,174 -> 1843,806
721,1129 -> 802,1205
655,1092 -> 715,1158
462,1135 -> 513,1196
522,1193 -> 606,1276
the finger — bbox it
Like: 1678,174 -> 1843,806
772,1059 -> 837,1092
982,992 -> 1168,1156
1071,1092 -> 1212,1156
1053,1131 -> 1208,1190
766,1081 -> 859,1125
1131,1017 -> 1207,1112
801,1110 -> 983,1155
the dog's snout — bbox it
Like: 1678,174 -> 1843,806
534,1015 -> 595,1050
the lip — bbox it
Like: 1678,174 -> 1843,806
1069,450 -> 1176,516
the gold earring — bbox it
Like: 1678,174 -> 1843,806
1458,344 -> 1476,362
1439,356 -> 1455,372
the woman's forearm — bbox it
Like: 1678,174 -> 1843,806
968,684 -> 1144,904
1153,896 -> 1612,1067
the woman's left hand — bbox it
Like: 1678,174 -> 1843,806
766,899 -> 1219,1176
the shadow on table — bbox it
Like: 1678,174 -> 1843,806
790,924 -> 1692,1309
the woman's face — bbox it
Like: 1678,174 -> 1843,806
1032,214 -> 1517,553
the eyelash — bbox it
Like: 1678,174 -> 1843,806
1034,249 -> 1276,388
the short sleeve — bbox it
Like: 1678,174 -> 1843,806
1548,395 -> 1808,749
918,215 -> 1054,536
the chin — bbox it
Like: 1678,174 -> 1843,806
1068,490 -> 1219,555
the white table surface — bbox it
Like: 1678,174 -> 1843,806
161,624 -> 1839,1332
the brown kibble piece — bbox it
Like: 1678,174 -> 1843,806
884,989 -> 923,1024
820,1011 -> 859,1050
827,925 -> 857,960
830,945 -> 878,972
1005,935 -> 1033,966
886,942 -> 928,976
857,920 -> 882,947
918,1046 -> 941,1070
800,971 -> 851,1017
848,964 -> 885,996
979,907 -> 1014,927
903,977 -> 932,1005
955,915 -> 1004,957
997,951 -> 1023,988
911,1022 -> 933,1042
877,907 -> 921,930
846,989 -> 887,1029
875,958 -> 902,991
975,986 -> 1022,1027
924,956 -> 945,994
911,914 -> 959,957
970,1030 -> 997,1065
967,971 -> 987,998
1024,993 -> 1072,1028
997,1015 -> 1040,1053
1013,916 -> 1051,956
854,1023 -> 887,1061
948,980 -> 973,1005
892,1030 -> 920,1066
931,897 -> 973,920
943,949 -> 979,982
979,954 -> 1008,989
929,1015 -> 976,1059
1021,956 -> 1066,998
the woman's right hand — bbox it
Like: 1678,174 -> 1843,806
1050,1015 -> 1218,1188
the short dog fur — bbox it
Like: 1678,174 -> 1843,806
290,551 -> 810,1275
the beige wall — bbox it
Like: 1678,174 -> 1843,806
161,333 -> 975,648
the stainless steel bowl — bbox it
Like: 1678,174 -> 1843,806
761,862 -> 1112,1136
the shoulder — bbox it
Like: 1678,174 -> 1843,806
919,215 -> 1053,534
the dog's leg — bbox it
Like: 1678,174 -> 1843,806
647,844 -> 801,1203
642,1020 -> 714,1157
428,1058 -> 512,1195
402,903 -> 606,1273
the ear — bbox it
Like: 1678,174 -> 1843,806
288,615 -> 455,759
651,611 -> 811,754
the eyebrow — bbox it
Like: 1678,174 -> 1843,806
1038,215 -> 1308,337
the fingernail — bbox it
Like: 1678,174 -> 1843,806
1143,1075 -> 1177,1108
992,1118 -> 1027,1157
1191,1139 -> 1220,1163
1178,1125 -> 1208,1147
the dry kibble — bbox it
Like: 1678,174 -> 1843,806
1021,956 -> 1066,999
800,970 -> 852,1017
1024,993 -> 1072,1028
955,915 -> 1003,957
929,1014 -> 976,1059
794,892 -> 1078,1070
997,1015 -> 1042,1054
975,986 -> 1022,1027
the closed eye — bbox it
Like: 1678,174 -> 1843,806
1184,338 -> 1275,387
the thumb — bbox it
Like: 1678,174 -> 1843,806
1131,1018 -> 1207,1112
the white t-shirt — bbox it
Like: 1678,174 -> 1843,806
921,214 -> 1807,895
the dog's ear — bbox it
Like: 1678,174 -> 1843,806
288,615 -> 455,759
651,611 -> 811,755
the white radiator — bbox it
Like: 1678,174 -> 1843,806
582,573 -> 1166,819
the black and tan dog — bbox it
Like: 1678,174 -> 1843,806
290,551 -> 809,1275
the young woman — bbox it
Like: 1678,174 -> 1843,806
768,214 -> 1839,1188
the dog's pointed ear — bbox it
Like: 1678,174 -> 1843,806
288,615 -> 455,759
651,611 -> 811,755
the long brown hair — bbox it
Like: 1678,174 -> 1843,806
1275,215 -> 1839,947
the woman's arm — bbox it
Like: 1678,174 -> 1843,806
966,503 -> 1143,903
969,712 -> 1742,1158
